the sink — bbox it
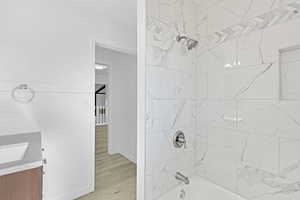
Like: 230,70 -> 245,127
0,143 -> 29,165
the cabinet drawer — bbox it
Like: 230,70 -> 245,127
0,167 -> 42,200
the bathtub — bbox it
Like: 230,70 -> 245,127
159,176 -> 246,200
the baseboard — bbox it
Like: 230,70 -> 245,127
44,185 -> 94,200
124,153 -> 137,164
107,143 -> 136,163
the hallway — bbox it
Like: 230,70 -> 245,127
77,125 -> 136,200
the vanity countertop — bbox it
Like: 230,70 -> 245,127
0,132 -> 42,176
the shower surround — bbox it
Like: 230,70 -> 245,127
145,0 -> 300,200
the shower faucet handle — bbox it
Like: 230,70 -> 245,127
178,134 -> 187,149
173,131 -> 187,149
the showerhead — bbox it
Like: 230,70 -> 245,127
176,35 -> 198,50
187,39 -> 198,50
176,35 -> 188,42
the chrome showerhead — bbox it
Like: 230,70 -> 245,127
176,35 -> 188,42
187,39 -> 198,50
176,35 -> 198,50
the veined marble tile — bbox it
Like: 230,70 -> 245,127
237,100 -> 300,140
146,130 -> 175,173
280,138 -> 300,181
193,133 -> 208,171
241,134 -> 279,174
202,127 -> 247,191
159,42 -> 197,71
280,45 -> 300,100
198,35 -> 279,100
159,0 -> 199,36
146,0 -> 160,19
197,100 -> 238,129
237,139 -> 300,200
146,17 -> 175,51
255,192 -> 300,200
150,99 -> 197,131
206,4 -> 242,36
280,60 -> 300,99
145,174 -> 154,200
175,69 -> 197,99
196,1 -> 300,54
224,62 -> 279,99
218,0 -> 254,19
197,51 -> 227,99
151,100 -> 178,130
280,46 -> 300,64
196,63 -> 208,99
237,100 -> 285,136
146,45 -> 170,67
146,0 -> 300,199
237,137 -> 281,199
239,0 -> 273,20
146,66 -> 177,99
205,38 -> 237,70
261,17 -> 300,64
236,31 -> 266,66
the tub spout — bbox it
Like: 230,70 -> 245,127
175,172 -> 190,185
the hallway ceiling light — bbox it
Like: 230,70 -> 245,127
95,63 -> 108,70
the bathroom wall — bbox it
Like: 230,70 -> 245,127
194,1 -> 300,200
96,73 -> 108,84
0,1 -> 136,199
145,0 -> 199,199
146,0 -> 300,199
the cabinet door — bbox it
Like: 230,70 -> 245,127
0,167 -> 42,200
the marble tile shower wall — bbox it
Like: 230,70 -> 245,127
195,0 -> 300,200
145,0 -> 199,199
146,0 -> 300,200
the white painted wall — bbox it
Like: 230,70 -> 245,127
95,46 -> 137,163
95,72 -> 108,85
0,0 -> 136,199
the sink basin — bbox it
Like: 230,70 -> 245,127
0,143 -> 29,165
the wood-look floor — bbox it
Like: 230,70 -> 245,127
77,125 -> 136,200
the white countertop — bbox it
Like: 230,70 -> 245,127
0,132 -> 43,176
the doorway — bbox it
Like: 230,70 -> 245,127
78,43 -> 137,200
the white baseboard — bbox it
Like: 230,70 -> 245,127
44,185 -> 94,200
108,149 -> 136,164
124,153 -> 137,164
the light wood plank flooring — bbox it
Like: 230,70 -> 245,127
77,125 -> 136,200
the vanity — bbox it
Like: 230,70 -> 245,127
0,132 -> 43,200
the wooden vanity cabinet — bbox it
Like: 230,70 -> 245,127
0,167 -> 42,200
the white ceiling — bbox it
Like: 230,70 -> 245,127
68,0 -> 137,31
